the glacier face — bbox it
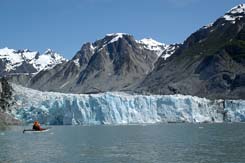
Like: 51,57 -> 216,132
11,84 -> 245,125
225,100 -> 245,122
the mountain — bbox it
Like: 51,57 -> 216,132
0,47 -> 67,76
17,33 -> 178,93
7,4 -> 244,99
138,4 -> 245,99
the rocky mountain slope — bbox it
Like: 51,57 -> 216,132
138,4 -> 245,99
15,33 -> 178,93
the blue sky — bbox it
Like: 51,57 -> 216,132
0,0 -> 244,59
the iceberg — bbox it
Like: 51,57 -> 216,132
11,84 -> 245,125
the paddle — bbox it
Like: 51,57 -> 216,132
23,129 -> 35,133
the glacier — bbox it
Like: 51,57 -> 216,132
10,84 -> 245,125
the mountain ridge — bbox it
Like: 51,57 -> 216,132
137,4 -> 245,99
6,33 -> 179,94
0,47 -> 67,76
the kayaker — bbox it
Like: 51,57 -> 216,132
23,121 -> 49,133
32,121 -> 43,131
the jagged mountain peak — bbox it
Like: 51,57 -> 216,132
42,48 -> 66,60
201,4 -> 245,30
223,4 -> 245,22
105,33 -> 130,37
102,33 -> 133,45
43,48 -> 53,54
103,34 -> 179,58
72,34 -> 134,64
105,33 -> 131,38
228,4 -> 245,14
35,49 -> 67,71
137,38 -> 179,58
79,33 -> 134,52
137,38 -> 166,56
99,33 -> 132,45
73,34 -> 179,67
0,47 -> 67,75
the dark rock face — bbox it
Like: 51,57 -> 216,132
0,78 -> 13,112
8,62 -> 37,75
0,78 -> 20,126
138,7 -> 245,99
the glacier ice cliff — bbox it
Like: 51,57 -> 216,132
10,84 -> 245,125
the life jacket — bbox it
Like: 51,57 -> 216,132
33,124 -> 41,130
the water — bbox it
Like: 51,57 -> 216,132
0,123 -> 245,163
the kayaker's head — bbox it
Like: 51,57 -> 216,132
34,121 -> 39,125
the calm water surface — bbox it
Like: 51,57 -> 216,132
0,123 -> 245,163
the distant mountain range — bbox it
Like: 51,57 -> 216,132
0,48 -> 67,75
2,4 -> 245,99
5,34 -> 179,93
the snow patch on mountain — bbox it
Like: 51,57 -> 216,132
34,49 -> 67,71
0,48 -> 26,71
137,38 -> 179,59
229,4 -> 245,14
138,38 -> 166,57
223,4 -> 245,23
21,49 -> 37,61
106,33 -> 129,44
73,58 -> 80,67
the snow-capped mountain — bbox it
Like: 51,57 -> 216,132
6,4 -> 245,99
4,33 -> 179,94
74,33 -> 179,58
202,4 -> 245,30
17,33 -> 179,94
0,47 -> 67,76
139,4 -> 245,99
79,33 -> 179,59
11,83 -> 245,125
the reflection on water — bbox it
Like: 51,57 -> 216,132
0,124 -> 245,163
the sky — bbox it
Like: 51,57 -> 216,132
0,0 -> 244,59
